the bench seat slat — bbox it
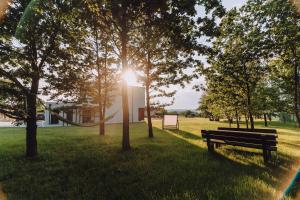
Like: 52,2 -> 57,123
203,135 -> 277,146
209,139 -> 277,151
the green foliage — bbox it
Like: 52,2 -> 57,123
199,0 -> 300,128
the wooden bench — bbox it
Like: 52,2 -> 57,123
201,129 -> 278,163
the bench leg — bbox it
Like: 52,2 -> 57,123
207,141 -> 215,152
263,149 -> 270,163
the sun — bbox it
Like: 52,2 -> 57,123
122,69 -> 138,86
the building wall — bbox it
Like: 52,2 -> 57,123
44,86 -> 145,126
0,113 -> 13,122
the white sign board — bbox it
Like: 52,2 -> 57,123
163,115 -> 179,129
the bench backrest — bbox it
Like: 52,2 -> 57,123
201,130 -> 277,149
218,127 -> 277,134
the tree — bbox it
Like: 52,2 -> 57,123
85,3 -> 118,136
0,0 -> 83,157
204,6 -> 269,129
252,80 -> 282,127
131,0 -> 225,138
261,0 -> 300,127
90,0 -> 224,148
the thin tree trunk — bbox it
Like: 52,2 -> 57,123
228,117 -> 232,128
291,47 -> 300,127
26,77 -> 39,157
268,114 -> 272,121
249,111 -> 254,129
101,47 -> 108,136
293,59 -> 300,127
246,83 -> 255,129
264,113 -> 268,127
146,53 -> 153,138
245,115 -> 249,129
94,27 -> 105,136
121,15 -> 130,150
235,110 -> 240,128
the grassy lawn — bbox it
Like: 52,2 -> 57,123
0,118 -> 300,200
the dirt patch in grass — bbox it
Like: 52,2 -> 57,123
0,183 -> 7,200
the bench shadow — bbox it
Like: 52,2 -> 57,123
168,129 -> 202,140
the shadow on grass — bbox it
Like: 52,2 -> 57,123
153,127 -> 296,199
168,129 -> 202,140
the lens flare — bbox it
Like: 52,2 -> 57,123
122,69 -> 138,86
292,0 -> 300,14
0,0 -> 11,21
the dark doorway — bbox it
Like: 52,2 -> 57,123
82,109 -> 92,123
138,108 -> 145,121
66,110 -> 73,122
51,110 -> 59,124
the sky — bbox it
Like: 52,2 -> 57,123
167,0 -> 247,110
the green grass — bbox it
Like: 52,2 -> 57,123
0,118 -> 300,200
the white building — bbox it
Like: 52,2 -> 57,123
44,86 -> 145,126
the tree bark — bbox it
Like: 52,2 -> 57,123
94,25 -> 105,136
294,59 -> 300,127
292,47 -> 300,127
246,83 -> 255,129
120,13 -> 130,150
264,113 -> 268,127
268,114 -> 272,121
249,111 -> 255,130
146,53 -> 153,138
235,110 -> 240,128
245,115 -> 249,129
99,104 -> 105,136
26,78 -> 39,157
100,47 -> 108,136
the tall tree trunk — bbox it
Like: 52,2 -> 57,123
98,73 -> 104,136
101,48 -> 108,136
268,114 -> 272,121
294,61 -> 300,127
99,104 -> 105,135
26,78 -> 39,157
94,26 -> 105,136
263,113 -> 268,127
249,111 -> 254,130
292,47 -> 300,127
246,83 -> 255,129
235,110 -> 240,128
146,53 -> 153,138
245,115 -> 249,129
121,15 -> 130,150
